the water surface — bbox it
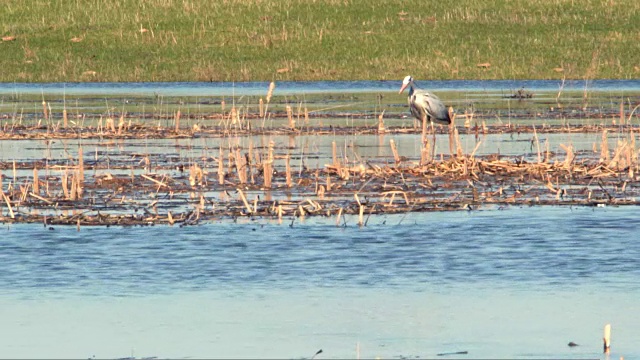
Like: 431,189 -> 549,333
3,79 -> 640,96
0,206 -> 637,359
1,79 -> 638,359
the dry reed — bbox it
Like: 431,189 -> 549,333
2,90 -> 640,227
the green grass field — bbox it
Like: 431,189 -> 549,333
2,0 -> 639,82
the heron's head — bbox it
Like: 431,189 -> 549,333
399,75 -> 413,94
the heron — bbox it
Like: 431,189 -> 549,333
398,75 -> 451,126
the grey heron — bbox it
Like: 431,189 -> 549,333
398,75 -> 451,125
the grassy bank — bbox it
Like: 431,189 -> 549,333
1,0 -> 639,82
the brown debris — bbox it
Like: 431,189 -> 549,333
1,98 -> 640,227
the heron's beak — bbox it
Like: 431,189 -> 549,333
398,83 -> 408,94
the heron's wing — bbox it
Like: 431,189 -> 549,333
414,91 -> 450,124
408,94 -> 424,120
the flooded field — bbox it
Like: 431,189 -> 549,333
0,81 -> 639,359
1,80 -> 640,226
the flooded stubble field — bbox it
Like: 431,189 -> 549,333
0,80 -> 639,359
1,80 -> 640,226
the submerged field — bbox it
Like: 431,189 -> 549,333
1,81 -> 640,226
2,85 -> 639,359
2,0 -> 640,82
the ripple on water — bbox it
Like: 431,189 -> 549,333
1,206 -> 640,295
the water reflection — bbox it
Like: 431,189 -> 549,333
0,286 -> 636,359
0,131 -> 623,168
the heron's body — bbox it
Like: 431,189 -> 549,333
399,76 -> 451,125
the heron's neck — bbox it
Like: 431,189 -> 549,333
408,82 -> 416,96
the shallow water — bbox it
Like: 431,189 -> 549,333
0,131 -> 627,167
2,79 -> 638,133
3,79 -> 640,96
1,80 -> 638,359
0,206 -> 638,359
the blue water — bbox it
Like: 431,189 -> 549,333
1,206 -> 639,296
2,79 -> 640,96
1,78 -> 639,359
0,206 -> 638,359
